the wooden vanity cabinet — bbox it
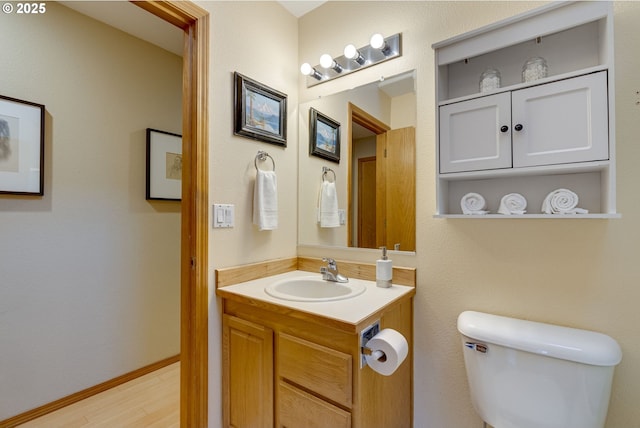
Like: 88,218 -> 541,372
221,296 -> 413,428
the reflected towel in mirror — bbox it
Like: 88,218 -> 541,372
318,181 -> 340,227
253,169 -> 278,230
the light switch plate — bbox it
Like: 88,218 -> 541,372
213,204 -> 234,228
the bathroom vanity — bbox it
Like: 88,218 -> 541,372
216,258 -> 415,428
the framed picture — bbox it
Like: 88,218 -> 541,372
0,95 -> 45,195
146,128 -> 182,201
234,72 -> 287,147
309,107 -> 341,163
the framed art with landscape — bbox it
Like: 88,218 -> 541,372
234,72 -> 287,147
309,107 -> 340,163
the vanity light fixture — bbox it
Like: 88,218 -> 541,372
300,62 -> 324,81
300,32 -> 402,87
344,44 -> 366,65
320,54 -> 343,73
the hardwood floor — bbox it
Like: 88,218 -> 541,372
17,363 -> 179,428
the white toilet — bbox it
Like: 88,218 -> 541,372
457,311 -> 622,428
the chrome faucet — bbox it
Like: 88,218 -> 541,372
320,258 -> 349,283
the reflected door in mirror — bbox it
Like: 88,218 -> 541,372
357,156 -> 377,248
377,127 -> 416,252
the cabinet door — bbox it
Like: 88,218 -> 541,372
223,315 -> 274,428
439,92 -> 512,173
512,71 -> 609,167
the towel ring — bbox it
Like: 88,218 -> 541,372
322,166 -> 336,183
255,150 -> 275,172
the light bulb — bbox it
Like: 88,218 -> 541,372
370,33 -> 385,49
300,62 -> 323,80
319,54 -> 343,73
344,44 -> 366,65
320,54 -> 334,69
300,62 -> 313,76
344,44 -> 358,59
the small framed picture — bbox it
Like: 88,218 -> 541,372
309,107 -> 340,163
146,128 -> 182,201
0,95 -> 45,195
234,72 -> 287,147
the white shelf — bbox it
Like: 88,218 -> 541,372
437,65 -> 608,107
438,160 -> 611,181
434,213 -> 621,220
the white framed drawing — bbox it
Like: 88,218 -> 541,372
0,95 -> 45,195
146,128 -> 182,201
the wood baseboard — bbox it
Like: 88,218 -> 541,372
0,354 -> 180,428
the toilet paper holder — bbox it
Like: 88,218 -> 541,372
360,320 -> 381,368
361,346 -> 386,361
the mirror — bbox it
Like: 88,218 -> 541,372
298,70 -> 416,251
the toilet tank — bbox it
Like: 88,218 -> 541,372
457,311 -> 622,428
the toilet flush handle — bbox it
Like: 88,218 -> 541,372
465,342 -> 488,354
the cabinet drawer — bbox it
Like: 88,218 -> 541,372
278,381 -> 351,428
278,333 -> 352,407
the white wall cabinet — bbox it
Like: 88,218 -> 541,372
440,71 -> 609,174
433,2 -> 617,218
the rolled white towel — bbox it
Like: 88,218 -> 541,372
461,192 -> 489,215
541,188 -> 589,214
498,193 -> 527,215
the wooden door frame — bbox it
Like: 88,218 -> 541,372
347,103 -> 390,247
133,2 -> 209,426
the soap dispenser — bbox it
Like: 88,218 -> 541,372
376,246 -> 392,288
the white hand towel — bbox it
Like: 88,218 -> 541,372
541,188 -> 588,215
461,192 -> 489,215
253,169 -> 278,230
318,181 -> 340,228
498,193 -> 527,215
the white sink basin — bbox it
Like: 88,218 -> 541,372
264,275 -> 366,302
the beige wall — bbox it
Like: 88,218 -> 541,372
205,1 -> 299,268
0,3 -> 182,420
297,1 -> 640,427
200,1 -> 299,422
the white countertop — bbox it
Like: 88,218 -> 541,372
217,270 -> 415,328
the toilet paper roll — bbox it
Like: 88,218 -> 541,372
364,328 -> 408,376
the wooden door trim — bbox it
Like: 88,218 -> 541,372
347,103 -> 390,247
133,2 -> 209,427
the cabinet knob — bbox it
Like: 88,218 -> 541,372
500,125 -> 509,133
514,124 -> 524,131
